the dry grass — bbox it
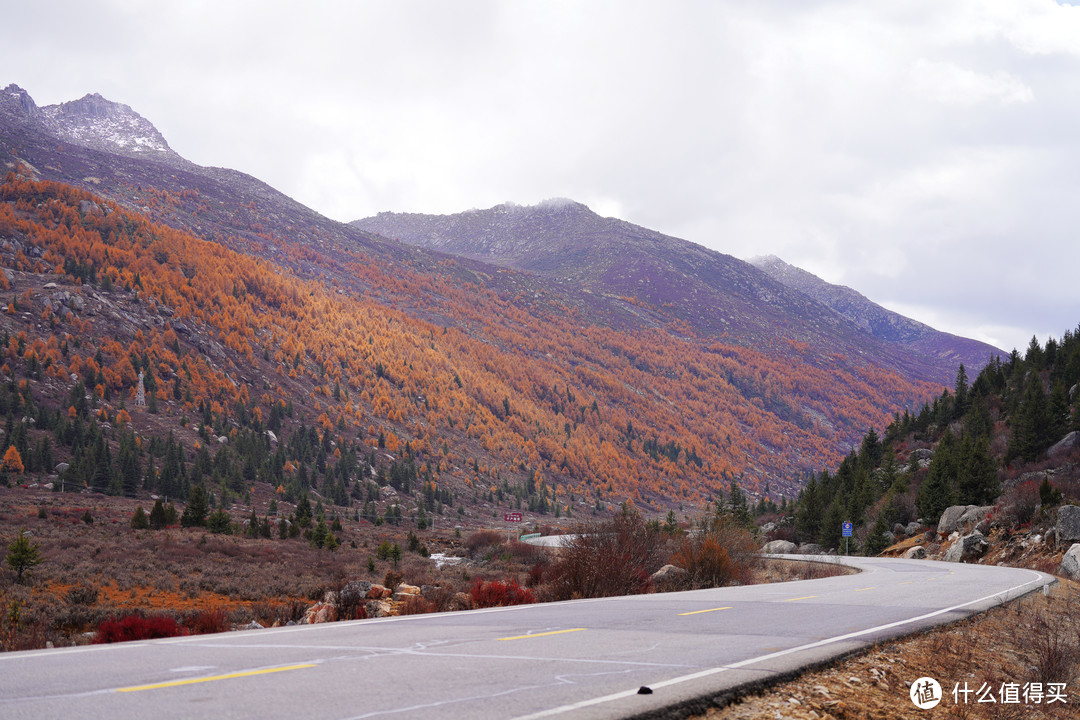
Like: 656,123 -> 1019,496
699,581 -> 1080,720
0,486 -> 475,650
755,557 -> 857,583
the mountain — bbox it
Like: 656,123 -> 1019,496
353,203 -> 1000,385
0,84 -> 972,512
749,255 -> 1002,372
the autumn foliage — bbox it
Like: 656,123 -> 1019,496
95,613 -> 187,643
0,171 -> 940,508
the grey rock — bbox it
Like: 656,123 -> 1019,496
1056,505 -> 1080,547
650,564 -> 689,588
905,521 -> 922,536
1048,431 -> 1080,459
365,599 -> 393,618
338,580 -> 372,610
892,523 -> 907,537
236,620 -> 264,631
55,462 -> 70,473
800,543 -> 824,555
1058,543 -> 1080,579
760,522 -> 777,535
762,540 -> 797,554
882,531 -> 896,546
937,505 -> 992,535
903,546 -> 926,559
944,531 -> 989,563
912,448 -> 934,461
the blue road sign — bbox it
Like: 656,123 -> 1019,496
842,521 -> 853,537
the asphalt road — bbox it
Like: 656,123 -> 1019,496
0,557 -> 1054,720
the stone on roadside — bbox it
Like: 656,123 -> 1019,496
762,540 -> 797,554
1056,505 -> 1080,547
1058,543 -> 1080,579
944,531 -> 988,563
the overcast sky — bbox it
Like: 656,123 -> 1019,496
5,1 -> 1079,353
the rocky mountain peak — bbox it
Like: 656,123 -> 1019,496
0,83 -> 41,122
40,91 -> 176,159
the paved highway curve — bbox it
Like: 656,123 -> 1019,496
0,557 -> 1054,720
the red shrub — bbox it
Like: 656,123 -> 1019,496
186,608 -> 230,635
469,579 -> 535,608
96,614 -> 187,643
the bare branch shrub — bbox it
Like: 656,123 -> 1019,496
671,514 -> 757,588
542,512 -> 666,601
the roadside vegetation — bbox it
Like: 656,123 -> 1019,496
0,488 -> 847,650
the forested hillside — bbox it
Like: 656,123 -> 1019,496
782,329 -> 1080,553
0,170 -> 948,519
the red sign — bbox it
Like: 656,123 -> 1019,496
504,512 -> 523,522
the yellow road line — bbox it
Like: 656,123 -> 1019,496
784,595 -> 818,602
854,587 -> 876,592
499,628 -> 586,641
679,607 -> 733,616
116,664 -> 317,693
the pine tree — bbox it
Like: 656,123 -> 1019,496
953,364 -> 969,418
295,493 -> 313,528
6,529 -> 41,583
181,485 -> 209,528
795,475 -> 823,543
918,431 -> 957,524
863,513 -> 891,557
148,498 -> 167,530
957,436 -> 999,506
117,431 -> 141,497
820,500 -> 844,550
1009,374 -> 1051,463
130,506 -> 150,530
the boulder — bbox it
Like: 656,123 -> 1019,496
937,505 -> 992,535
905,521 -> 922,536
1058,543 -> 1080,580
338,581 -> 372,609
762,540 -> 797,554
301,600 -> 336,624
650,564 -> 689,589
799,543 -> 824,555
882,531 -> 896,546
892,523 -> 907,538
448,592 -> 472,612
1048,431 -> 1080,459
1056,505 -> 1080,547
365,599 -> 394,618
912,448 -> 934,461
944,531 -> 989,563
366,584 -> 392,600
760,522 -> 777,535
903,546 -> 927,560
393,584 -> 421,601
